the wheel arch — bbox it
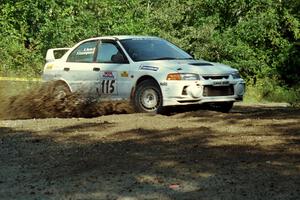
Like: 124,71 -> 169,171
51,79 -> 72,93
131,75 -> 161,100
136,75 -> 160,87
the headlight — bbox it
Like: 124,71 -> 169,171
167,73 -> 200,80
231,71 -> 241,79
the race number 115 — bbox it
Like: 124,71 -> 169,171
101,80 -> 115,94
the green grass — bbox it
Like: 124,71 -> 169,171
244,79 -> 300,107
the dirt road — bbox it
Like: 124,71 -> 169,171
0,103 -> 299,200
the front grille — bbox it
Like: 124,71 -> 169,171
202,75 -> 229,80
203,85 -> 234,97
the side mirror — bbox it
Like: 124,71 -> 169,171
111,53 -> 129,64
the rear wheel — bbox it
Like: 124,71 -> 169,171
51,82 -> 71,100
133,80 -> 162,113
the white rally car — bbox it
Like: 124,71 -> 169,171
43,36 -> 245,113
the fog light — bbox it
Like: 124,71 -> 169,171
186,85 -> 202,98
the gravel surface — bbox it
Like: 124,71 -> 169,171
0,103 -> 299,200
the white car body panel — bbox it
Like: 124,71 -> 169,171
43,36 -> 245,108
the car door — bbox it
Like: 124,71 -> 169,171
93,40 -> 132,99
62,40 -> 100,97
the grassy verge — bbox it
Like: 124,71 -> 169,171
244,79 -> 300,107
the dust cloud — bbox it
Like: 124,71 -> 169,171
0,81 -> 134,120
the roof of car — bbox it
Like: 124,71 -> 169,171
84,35 -> 160,42
114,35 -> 160,40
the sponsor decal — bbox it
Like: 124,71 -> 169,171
121,71 -> 129,77
131,38 -> 159,41
160,82 -> 168,86
139,66 -> 159,71
76,47 -> 95,56
102,71 -> 115,79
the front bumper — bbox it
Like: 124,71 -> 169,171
161,79 -> 245,106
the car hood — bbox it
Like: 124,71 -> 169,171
140,59 -> 237,75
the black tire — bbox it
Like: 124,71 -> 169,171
209,102 -> 234,113
133,80 -> 163,113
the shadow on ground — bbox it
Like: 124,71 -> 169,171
0,105 -> 299,200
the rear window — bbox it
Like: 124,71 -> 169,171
67,41 -> 98,63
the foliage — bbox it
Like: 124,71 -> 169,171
0,0 -> 299,102
245,77 -> 300,107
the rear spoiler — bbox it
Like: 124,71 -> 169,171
46,48 -> 71,63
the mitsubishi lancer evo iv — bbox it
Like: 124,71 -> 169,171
43,36 -> 245,113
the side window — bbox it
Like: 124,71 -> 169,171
67,41 -> 98,63
96,41 -> 128,63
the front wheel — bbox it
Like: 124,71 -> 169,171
133,80 -> 163,113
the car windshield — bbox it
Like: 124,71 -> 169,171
120,38 -> 193,62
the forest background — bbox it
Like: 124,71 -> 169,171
0,0 -> 299,104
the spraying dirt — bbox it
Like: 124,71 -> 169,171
0,81 -> 134,120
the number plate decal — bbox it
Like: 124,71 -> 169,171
99,71 -> 118,94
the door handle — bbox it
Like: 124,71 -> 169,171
93,67 -> 100,72
63,67 -> 70,71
